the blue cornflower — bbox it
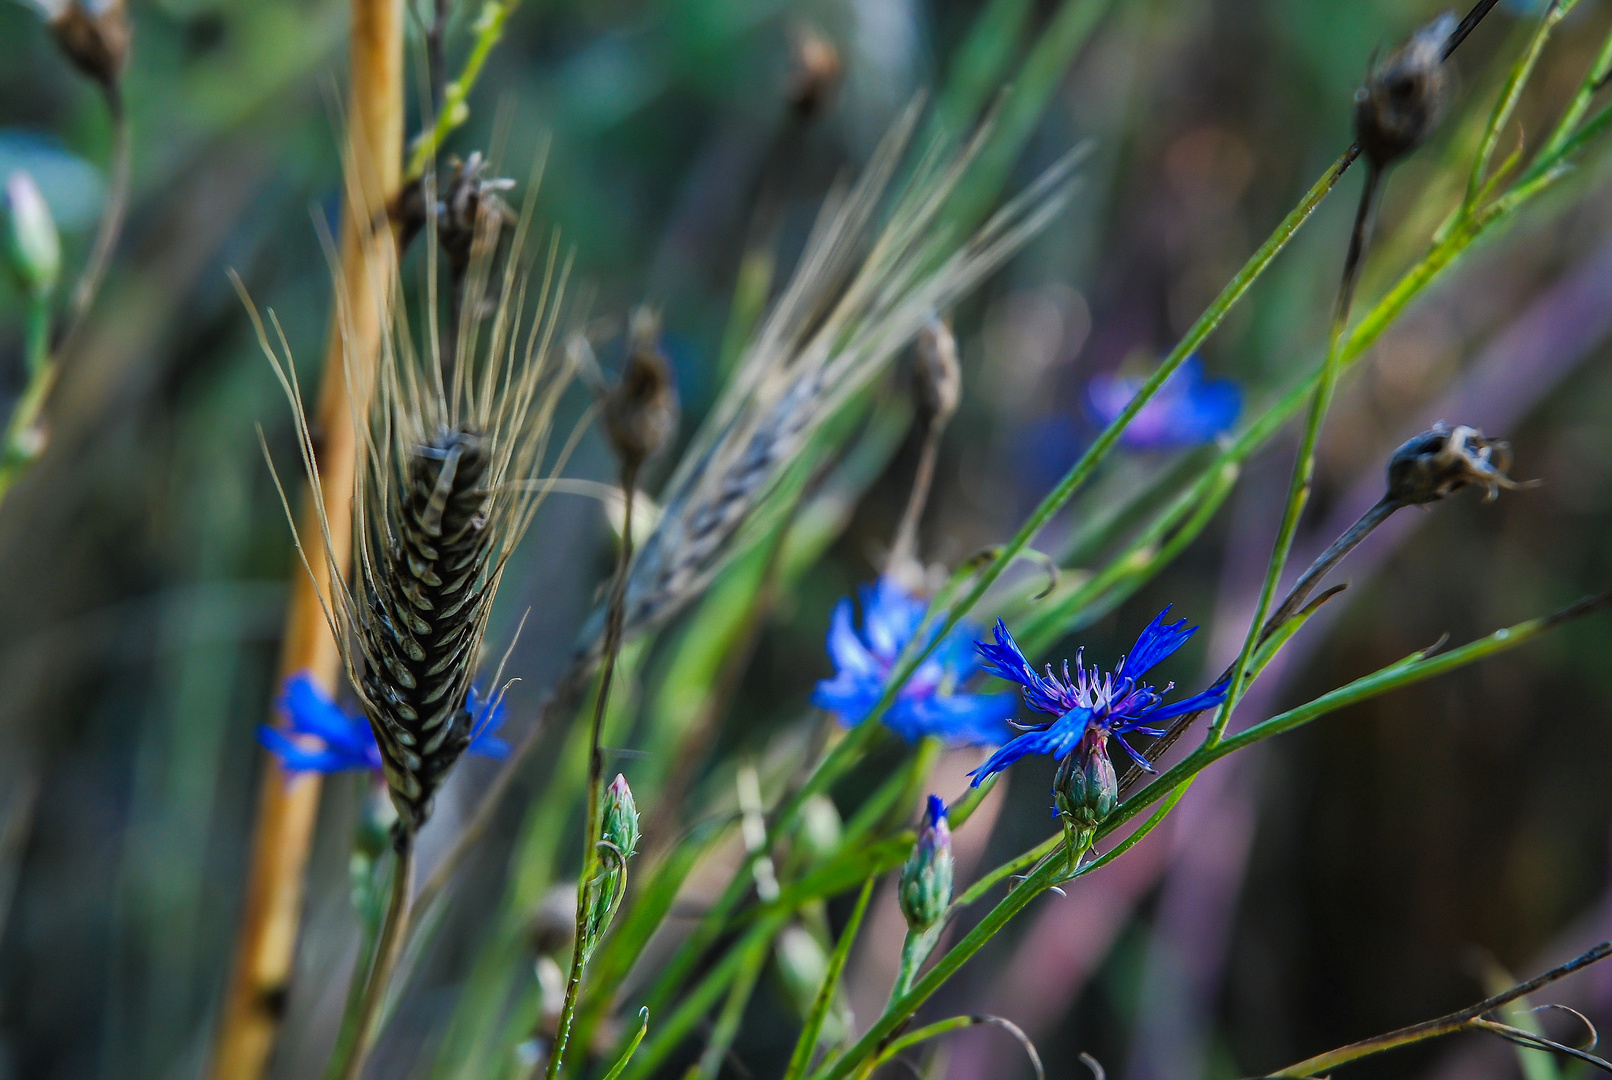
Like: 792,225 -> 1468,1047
260,673 -> 509,775
969,608 -> 1227,786
1088,354 -> 1240,450
813,577 -> 1016,746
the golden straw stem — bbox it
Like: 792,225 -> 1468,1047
206,1 -> 403,1077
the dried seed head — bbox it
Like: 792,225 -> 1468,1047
43,0 -> 129,91
786,26 -> 841,121
603,308 -> 679,471
1354,12 -> 1456,169
1386,422 -> 1520,505
912,315 -> 961,426
392,152 -> 517,272
4,172 -> 60,297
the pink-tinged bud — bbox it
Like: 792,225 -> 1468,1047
4,172 -> 60,297
898,795 -> 953,931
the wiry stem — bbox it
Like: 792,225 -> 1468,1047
331,829 -> 416,1080
545,464 -> 639,1080
57,83 -> 129,359
888,425 -> 944,575
1257,942 -> 1612,1077
1208,160 -> 1382,747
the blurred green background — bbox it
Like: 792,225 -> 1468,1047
5,0 -> 1612,1078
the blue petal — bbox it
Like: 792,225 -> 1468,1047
280,674 -> 374,757
1120,607 -> 1196,678
924,794 -> 946,829
890,692 -> 1017,747
813,671 -> 881,728
470,734 -> 510,759
258,724 -> 364,774
975,621 -> 1069,716
826,597 -> 881,679
1136,678 -> 1229,725
968,704 -> 1093,785
1088,354 -> 1241,451
863,578 -> 927,659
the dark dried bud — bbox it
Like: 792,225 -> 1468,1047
1386,422 -> 1519,505
898,796 -> 953,932
1054,733 -> 1117,834
912,315 -> 961,426
786,26 -> 842,120
47,0 -> 129,92
1354,12 -> 1456,168
390,152 -> 516,271
604,308 -> 679,470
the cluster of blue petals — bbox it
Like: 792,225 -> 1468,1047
260,672 -> 509,775
969,607 -> 1228,785
1088,354 -> 1240,450
813,577 -> 1016,747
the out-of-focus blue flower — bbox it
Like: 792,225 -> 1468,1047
260,673 -> 509,775
1088,354 -> 1240,450
969,607 -> 1227,785
813,577 -> 1016,747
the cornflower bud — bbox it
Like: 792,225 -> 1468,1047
1054,730 -> 1118,834
1354,12 -> 1456,169
583,774 -> 639,957
1386,422 -> 1519,505
601,772 -> 641,864
4,172 -> 61,298
898,795 -> 953,932
604,308 -> 679,470
912,315 -> 961,427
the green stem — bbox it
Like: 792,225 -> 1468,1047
1261,942 -> 1612,1077
0,294 -> 57,503
330,830 -> 416,1080
1210,160 -> 1380,745
405,0 -> 511,179
783,879 -> 875,1080
547,470 -> 638,1080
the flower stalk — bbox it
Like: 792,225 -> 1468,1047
208,0 -> 404,1076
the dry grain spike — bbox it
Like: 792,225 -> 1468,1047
246,148 -> 577,832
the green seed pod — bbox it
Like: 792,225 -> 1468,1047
898,796 -> 953,932
1055,735 -> 1118,832
4,172 -> 60,298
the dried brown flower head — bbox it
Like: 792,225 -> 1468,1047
786,26 -> 842,120
1354,12 -> 1456,169
603,308 -> 679,471
912,315 -> 961,426
47,0 -> 129,92
1387,422 -> 1520,505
